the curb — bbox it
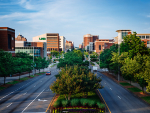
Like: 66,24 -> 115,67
45,94 -> 56,113
98,71 -> 150,107
96,89 -> 111,113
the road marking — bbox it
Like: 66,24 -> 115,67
110,88 -> 112,90
118,96 -> 121,99
105,83 -> 106,84
23,92 -> 27,95
38,99 -> 47,102
34,85 -> 36,87
7,103 -> 12,107
22,89 -> 45,113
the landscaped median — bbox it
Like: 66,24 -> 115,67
0,72 -> 45,91
101,72 -> 150,105
47,90 -> 105,113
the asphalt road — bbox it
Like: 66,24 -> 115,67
97,72 -> 150,113
0,65 -> 58,113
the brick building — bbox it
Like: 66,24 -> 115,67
15,33 -> 27,41
65,40 -> 74,51
33,33 -> 60,55
83,34 -> 99,48
0,27 -> 15,56
95,39 -> 114,54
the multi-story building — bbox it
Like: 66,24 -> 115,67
136,34 -> 150,48
115,30 -> 150,48
15,33 -> 27,41
79,43 -> 83,49
15,41 -> 47,58
95,39 -> 114,54
116,30 -> 132,44
59,36 -> 65,52
65,40 -> 74,51
0,27 -> 15,56
33,33 -> 60,55
83,34 -> 99,48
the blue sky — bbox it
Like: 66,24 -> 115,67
0,0 -> 150,47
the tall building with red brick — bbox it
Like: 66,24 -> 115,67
0,27 -> 15,56
83,34 -> 99,48
65,40 -> 74,51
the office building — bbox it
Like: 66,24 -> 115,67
33,33 -> 60,54
0,27 -> 15,56
65,40 -> 74,51
95,39 -> 114,54
83,34 -> 99,48
15,41 -> 47,58
59,36 -> 65,52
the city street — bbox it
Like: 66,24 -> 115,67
0,65 -> 58,113
97,72 -> 150,113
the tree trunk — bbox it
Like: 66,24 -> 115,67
68,94 -> 71,100
29,71 -> 30,77
142,87 -> 144,93
64,94 -> 67,100
19,73 -> 20,80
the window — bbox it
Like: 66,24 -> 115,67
99,45 -> 101,50
142,36 -> 145,39
146,36 -> 150,39
147,41 -> 150,44
8,34 -> 11,49
122,32 -> 128,39
138,36 -> 141,38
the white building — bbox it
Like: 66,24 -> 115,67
116,30 -> 131,44
59,36 -> 65,52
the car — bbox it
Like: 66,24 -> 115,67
46,72 -> 51,75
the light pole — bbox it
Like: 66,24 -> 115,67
118,44 -> 120,81
33,43 -> 34,76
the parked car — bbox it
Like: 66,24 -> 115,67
46,71 -> 51,75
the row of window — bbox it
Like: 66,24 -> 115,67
138,36 -> 150,39
47,34 -> 58,36
47,37 -> 58,40
47,41 -> 58,42
47,48 -> 58,51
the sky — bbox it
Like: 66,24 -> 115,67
0,0 -> 150,47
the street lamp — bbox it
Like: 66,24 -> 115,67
33,43 -> 34,76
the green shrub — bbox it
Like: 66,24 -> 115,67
70,98 -> 80,106
53,100 -> 61,108
97,102 -> 105,108
80,98 -> 89,106
88,100 -> 96,107
62,100 -> 69,107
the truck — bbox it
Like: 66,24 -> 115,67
93,66 -> 97,72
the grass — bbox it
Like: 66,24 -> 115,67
6,81 -> 20,85
141,96 -> 150,104
120,82 -> 131,86
96,62 -> 99,65
128,87 -> 142,92
0,87 -> 5,90
30,75 -> 35,77
20,77 -> 29,81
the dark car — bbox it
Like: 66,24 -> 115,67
46,72 -> 51,75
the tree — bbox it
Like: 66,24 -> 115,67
50,65 -> 102,100
0,50 -> 13,84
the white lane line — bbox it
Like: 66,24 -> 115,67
7,103 -> 12,107
23,92 -> 27,95
34,85 -> 36,87
21,89 -> 45,113
110,88 -> 112,90
105,82 -> 106,84
118,96 -> 121,99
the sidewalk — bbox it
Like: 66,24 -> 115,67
0,63 -> 56,85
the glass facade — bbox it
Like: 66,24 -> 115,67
122,32 -> 128,39
15,47 -> 41,57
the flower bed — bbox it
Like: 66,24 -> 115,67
50,91 -> 105,112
